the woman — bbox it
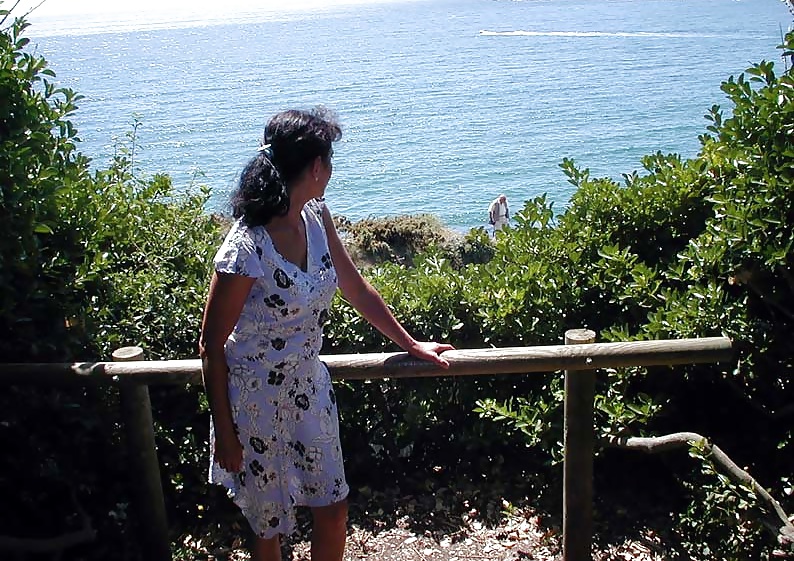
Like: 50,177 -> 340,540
199,107 -> 454,561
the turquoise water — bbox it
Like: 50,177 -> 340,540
28,0 -> 793,229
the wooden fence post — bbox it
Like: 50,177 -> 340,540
563,328 -> 597,561
114,346 -> 171,561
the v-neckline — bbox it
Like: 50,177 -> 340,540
264,208 -> 311,274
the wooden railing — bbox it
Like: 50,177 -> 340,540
0,333 -> 733,561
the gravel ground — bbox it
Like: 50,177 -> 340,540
183,475 -> 672,561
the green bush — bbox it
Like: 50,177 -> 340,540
0,9 -> 223,559
337,213 -> 453,266
0,11 -> 222,362
0,13 -> 91,361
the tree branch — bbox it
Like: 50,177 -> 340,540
602,432 -> 794,548
0,1 -> 24,28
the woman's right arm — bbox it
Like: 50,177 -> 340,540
199,271 -> 255,473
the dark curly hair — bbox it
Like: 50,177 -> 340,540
231,106 -> 342,227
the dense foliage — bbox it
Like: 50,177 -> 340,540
0,12 -> 90,361
0,9 -> 222,559
1,4 -> 792,558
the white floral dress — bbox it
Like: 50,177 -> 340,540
209,199 -> 349,539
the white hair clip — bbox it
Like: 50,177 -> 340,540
258,143 -> 273,158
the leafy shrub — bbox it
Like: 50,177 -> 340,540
439,226 -> 495,268
0,13 -> 91,361
0,10 -> 223,559
674,443 -> 770,561
337,213 -> 452,266
70,153 -> 222,360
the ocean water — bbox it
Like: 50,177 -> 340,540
26,0 -> 793,230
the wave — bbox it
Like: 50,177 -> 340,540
479,30 -> 730,38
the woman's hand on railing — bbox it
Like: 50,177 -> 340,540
407,341 -> 456,369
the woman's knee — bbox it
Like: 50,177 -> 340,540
312,499 -> 348,529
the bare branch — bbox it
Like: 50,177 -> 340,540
23,0 -> 49,20
0,0 -> 48,28
0,0 -> 24,28
603,432 -> 794,548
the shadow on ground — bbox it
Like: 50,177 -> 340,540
186,448 -> 685,560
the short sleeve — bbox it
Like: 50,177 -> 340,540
306,198 -> 326,218
213,220 -> 266,278
305,198 -> 328,233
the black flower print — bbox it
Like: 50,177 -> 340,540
320,252 -> 332,270
267,370 -> 285,386
264,294 -> 286,308
269,516 -> 280,528
306,377 -> 317,394
273,268 -> 293,289
243,350 -> 267,362
250,436 -> 266,454
295,393 -> 310,411
292,441 -> 306,456
239,471 -> 247,487
245,352 -> 267,362
271,337 -> 286,350
249,459 -> 265,477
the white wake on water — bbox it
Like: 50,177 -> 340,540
478,30 -> 729,38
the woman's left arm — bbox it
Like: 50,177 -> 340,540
321,206 -> 454,368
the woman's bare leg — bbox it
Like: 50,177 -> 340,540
310,499 -> 348,561
251,534 -> 282,561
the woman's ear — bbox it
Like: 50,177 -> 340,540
312,156 -> 324,180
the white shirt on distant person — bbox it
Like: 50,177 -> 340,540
488,195 -> 509,233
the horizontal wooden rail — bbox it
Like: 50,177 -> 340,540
0,337 -> 732,385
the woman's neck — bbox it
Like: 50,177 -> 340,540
270,187 -> 310,230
